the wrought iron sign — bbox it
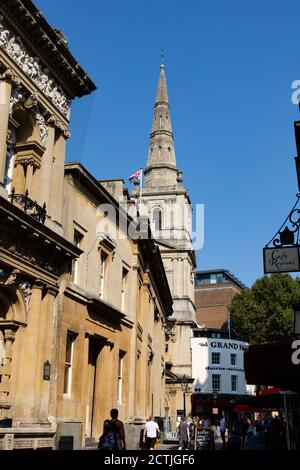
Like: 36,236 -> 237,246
263,193 -> 300,273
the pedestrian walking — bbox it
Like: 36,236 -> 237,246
98,420 -> 122,450
220,415 -> 227,449
178,416 -> 190,450
143,416 -> 160,450
107,408 -> 126,449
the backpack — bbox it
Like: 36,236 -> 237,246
98,431 -> 121,450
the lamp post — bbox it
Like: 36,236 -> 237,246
294,303 -> 300,339
181,374 -> 189,417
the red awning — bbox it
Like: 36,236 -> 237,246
258,387 -> 281,396
233,404 -> 261,413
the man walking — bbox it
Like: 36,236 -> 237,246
178,416 -> 190,450
143,416 -> 160,450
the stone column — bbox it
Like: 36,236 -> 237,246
0,328 -> 15,407
93,342 -> 116,437
16,281 -> 43,420
49,128 -> 70,225
34,286 -> 57,419
24,163 -> 33,193
38,118 -> 56,209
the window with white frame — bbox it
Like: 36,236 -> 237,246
99,251 -> 109,298
63,332 -> 76,396
231,375 -> 238,392
121,267 -> 129,312
117,351 -> 125,402
72,230 -> 83,284
231,353 -> 237,366
211,352 -> 220,364
212,374 -> 221,391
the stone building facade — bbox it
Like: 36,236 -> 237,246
0,0 -> 173,450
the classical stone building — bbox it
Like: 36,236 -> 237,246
0,0 -> 173,450
133,64 -> 196,421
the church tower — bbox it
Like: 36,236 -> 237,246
140,63 -> 196,416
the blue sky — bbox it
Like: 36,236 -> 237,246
35,0 -> 300,287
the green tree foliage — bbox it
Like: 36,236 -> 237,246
229,273 -> 300,344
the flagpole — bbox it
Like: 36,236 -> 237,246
139,168 -> 143,211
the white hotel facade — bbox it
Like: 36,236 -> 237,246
190,331 -> 254,417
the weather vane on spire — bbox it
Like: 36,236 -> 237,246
161,49 -> 164,66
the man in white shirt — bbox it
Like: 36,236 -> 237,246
143,416 -> 160,450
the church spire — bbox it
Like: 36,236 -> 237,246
144,63 -> 179,188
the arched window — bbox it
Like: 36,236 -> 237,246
153,207 -> 162,231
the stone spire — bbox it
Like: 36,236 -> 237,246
144,64 -> 180,188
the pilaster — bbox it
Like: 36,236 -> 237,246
49,127 -> 70,225
0,69 -> 20,189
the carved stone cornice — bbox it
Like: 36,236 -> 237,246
0,20 -> 71,118
0,1 -> 96,99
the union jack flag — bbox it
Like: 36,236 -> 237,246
128,169 -> 142,183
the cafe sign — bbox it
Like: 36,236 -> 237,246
264,194 -> 300,274
263,247 -> 300,274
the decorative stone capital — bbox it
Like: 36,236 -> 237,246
23,93 -> 38,109
32,280 -> 45,290
46,116 -> 70,138
63,129 -> 71,139
0,68 -> 21,86
14,141 -> 44,169
46,285 -> 59,296
46,115 -> 57,127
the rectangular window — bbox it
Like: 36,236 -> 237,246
231,353 -> 237,366
0,333 -> 5,365
72,230 -> 83,284
63,332 -> 76,396
99,251 -> 108,298
231,375 -> 238,391
117,351 -> 125,402
121,267 -> 129,312
211,352 -> 220,364
212,374 -> 221,391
